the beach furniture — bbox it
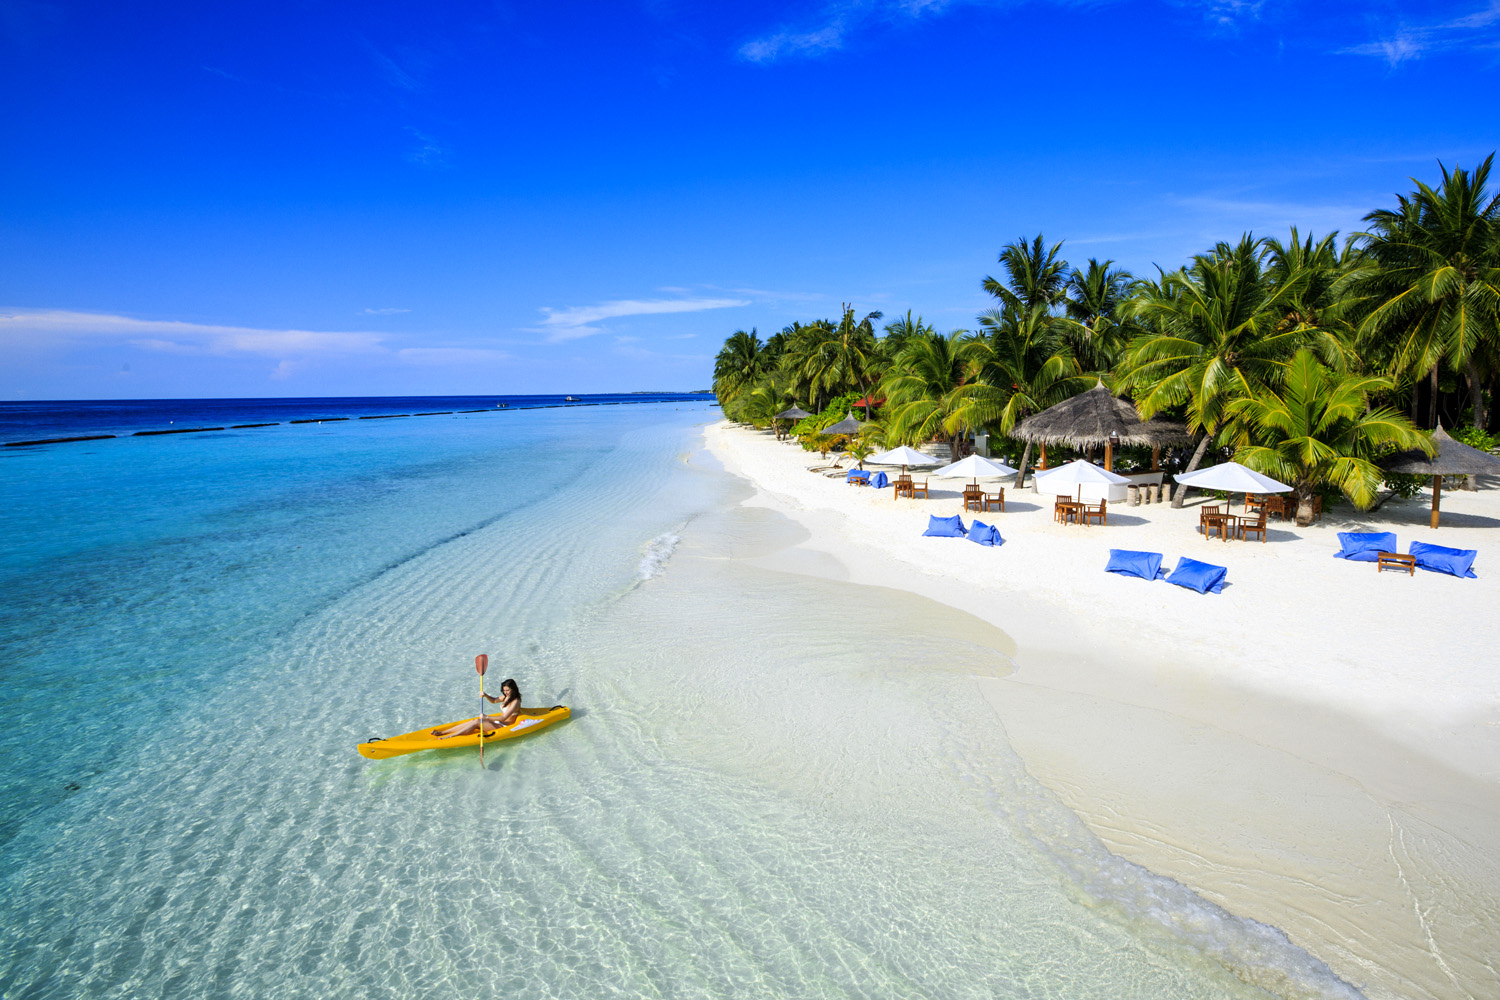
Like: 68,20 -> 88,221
1174,462 -> 1292,513
1165,557 -> 1228,594
922,514 -> 967,537
1408,541 -> 1479,578
1081,500 -> 1107,526
1334,531 -> 1398,562
968,520 -> 1004,546
909,478 -> 930,499
981,489 -> 1004,512
1376,552 -> 1416,576
846,469 -> 871,485
963,485 -> 983,511
1237,510 -> 1268,542
870,471 -> 889,489
1104,549 -> 1167,581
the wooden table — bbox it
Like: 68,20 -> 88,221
893,480 -> 915,499
1201,512 -> 1235,541
1376,551 -> 1416,575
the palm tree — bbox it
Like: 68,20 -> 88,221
880,331 -> 977,463
983,235 -> 1068,312
969,304 -> 1088,486
1117,235 -> 1306,505
1357,155 -> 1500,431
881,310 -> 935,364
1060,258 -> 1137,373
712,328 -> 765,407
1227,348 -> 1432,524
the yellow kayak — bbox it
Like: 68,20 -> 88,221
357,705 -> 571,759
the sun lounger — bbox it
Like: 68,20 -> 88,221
1165,556 -> 1227,594
968,520 -> 1004,546
1334,531 -> 1397,561
1104,549 -> 1166,581
1409,541 -> 1478,578
922,514 -> 967,538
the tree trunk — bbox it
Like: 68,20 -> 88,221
1014,441 -> 1033,490
1171,433 -> 1214,508
1294,487 -> 1315,527
1428,365 -> 1439,429
1465,360 -> 1485,491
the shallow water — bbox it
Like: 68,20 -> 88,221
0,405 -> 1362,998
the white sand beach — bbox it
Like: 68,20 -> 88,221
705,420 -> 1500,1000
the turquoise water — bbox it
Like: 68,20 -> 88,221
0,405 -> 1362,998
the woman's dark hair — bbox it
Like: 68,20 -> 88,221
500,679 -> 521,703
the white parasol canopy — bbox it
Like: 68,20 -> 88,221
867,446 -> 942,471
1033,459 -> 1130,499
1173,461 -> 1291,494
932,454 -> 1019,485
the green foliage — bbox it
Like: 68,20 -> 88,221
1452,425 -> 1499,451
1382,472 -> 1428,499
1227,348 -> 1432,509
791,392 -> 864,453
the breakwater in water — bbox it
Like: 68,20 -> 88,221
0,392 -> 714,446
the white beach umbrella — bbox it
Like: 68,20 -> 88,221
932,454 -> 1019,486
1033,459 -> 1130,499
1174,462 -> 1291,494
867,446 -> 942,472
867,446 -> 942,475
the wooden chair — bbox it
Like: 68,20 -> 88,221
1053,496 -> 1069,523
962,485 -> 983,511
982,488 -> 1005,512
1238,511 -> 1267,542
1201,510 -> 1232,541
1199,503 -> 1223,535
1082,500 -> 1107,526
909,478 -> 930,499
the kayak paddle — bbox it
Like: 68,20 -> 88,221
476,653 -> 488,769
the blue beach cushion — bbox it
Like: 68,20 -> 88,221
1334,531 -> 1397,562
871,471 -> 889,489
1409,541 -> 1478,578
968,520 -> 1004,547
846,469 -> 870,483
1104,549 -> 1166,581
922,514 -> 968,538
1165,556 -> 1228,594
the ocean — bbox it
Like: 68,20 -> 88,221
0,398 -> 1362,999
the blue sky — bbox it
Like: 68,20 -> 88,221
2,0 -> 1497,399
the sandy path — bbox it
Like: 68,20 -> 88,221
705,421 -> 1500,1000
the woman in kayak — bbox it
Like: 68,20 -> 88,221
432,678 -> 522,738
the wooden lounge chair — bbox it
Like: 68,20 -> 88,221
1082,500 -> 1106,526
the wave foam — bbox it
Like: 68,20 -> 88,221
637,531 -> 681,581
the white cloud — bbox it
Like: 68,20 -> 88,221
536,297 -> 748,342
1340,1 -> 1500,67
740,21 -> 848,62
395,347 -> 512,365
0,309 -> 386,356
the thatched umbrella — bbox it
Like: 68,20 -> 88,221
1012,382 -> 1192,472
818,412 -> 863,437
772,406 -> 812,441
1382,424 -> 1500,528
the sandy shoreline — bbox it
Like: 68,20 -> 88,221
704,420 -> 1500,1000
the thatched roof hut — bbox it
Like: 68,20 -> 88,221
1011,383 -> 1192,470
1382,424 -> 1500,528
